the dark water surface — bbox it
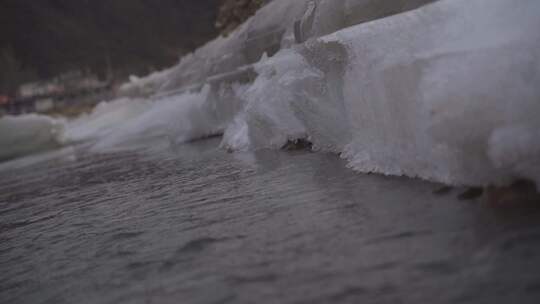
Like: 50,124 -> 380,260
1,139 -> 540,304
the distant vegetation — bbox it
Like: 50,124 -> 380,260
0,0 -> 222,94
0,47 -> 39,95
0,0 -> 270,96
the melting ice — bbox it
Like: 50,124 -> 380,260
1,0 -> 539,187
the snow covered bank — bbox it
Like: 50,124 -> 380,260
337,0 -> 539,185
2,0 -> 538,188
63,98 -> 152,144
160,0 -> 436,93
118,68 -> 175,97
0,114 -> 64,161
89,86 -> 243,151
220,0 -> 540,186
0,98 -> 151,160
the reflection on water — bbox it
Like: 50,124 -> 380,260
1,139 -> 540,304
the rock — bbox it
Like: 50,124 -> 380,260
458,187 -> 484,201
282,138 -> 313,151
485,180 -> 540,207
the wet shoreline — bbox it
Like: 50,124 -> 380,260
1,139 -> 540,303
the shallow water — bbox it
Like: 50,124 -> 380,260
1,139 -> 540,304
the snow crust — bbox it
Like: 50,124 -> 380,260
1,0 -> 539,187
225,0 -> 540,186
119,68 -> 174,97
62,98 -> 152,143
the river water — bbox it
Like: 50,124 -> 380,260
1,138 -> 540,304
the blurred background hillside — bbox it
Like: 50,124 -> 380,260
0,0 -> 265,95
